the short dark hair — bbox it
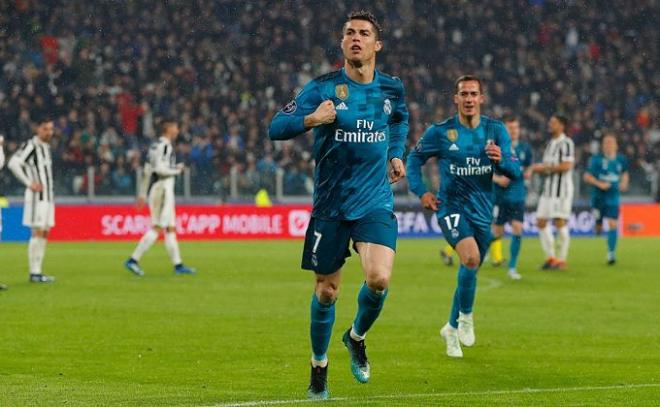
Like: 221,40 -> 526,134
345,10 -> 382,40
455,75 -> 483,94
35,114 -> 53,125
552,113 -> 569,128
502,114 -> 518,123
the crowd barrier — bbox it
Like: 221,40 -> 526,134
1,203 -> 659,242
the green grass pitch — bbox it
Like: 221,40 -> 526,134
1,237 -> 659,406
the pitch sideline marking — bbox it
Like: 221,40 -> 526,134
478,276 -> 503,292
211,383 -> 660,407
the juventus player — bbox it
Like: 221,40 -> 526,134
124,120 -> 195,276
531,114 -> 575,270
8,117 -> 56,283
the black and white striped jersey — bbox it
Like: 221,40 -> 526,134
140,136 -> 181,196
540,133 -> 575,199
8,136 -> 54,202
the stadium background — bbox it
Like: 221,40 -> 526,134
0,0 -> 658,241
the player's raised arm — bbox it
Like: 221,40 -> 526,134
268,81 -> 329,141
488,123 -> 521,180
406,126 -> 441,199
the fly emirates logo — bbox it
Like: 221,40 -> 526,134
335,120 -> 386,143
450,157 -> 493,176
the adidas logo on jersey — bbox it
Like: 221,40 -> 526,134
449,143 -> 460,151
336,102 -> 348,110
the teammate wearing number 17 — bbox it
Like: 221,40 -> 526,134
407,76 -> 521,358
269,11 -> 408,400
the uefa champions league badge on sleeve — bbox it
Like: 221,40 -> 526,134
282,100 -> 297,114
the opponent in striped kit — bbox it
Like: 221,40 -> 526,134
531,114 -> 575,270
8,117 -> 56,283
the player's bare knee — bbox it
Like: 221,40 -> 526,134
366,273 -> 390,292
462,255 -> 480,269
315,279 -> 339,303
537,219 -> 547,229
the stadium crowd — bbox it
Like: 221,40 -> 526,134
0,0 -> 657,199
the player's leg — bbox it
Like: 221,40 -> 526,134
605,204 -> 620,265
554,196 -> 573,269
490,203 -> 505,266
537,197 -> 557,268
554,217 -> 570,269
161,192 -> 195,274
344,210 -> 397,383
28,228 -> 54,283
302,218 -> 350,399
440,244 -> 454,266
508,220 -> 524,279
125,188 -> 162,275
507,202 -> 525,279
27,200 -> 54,283
437,212 -> 480,357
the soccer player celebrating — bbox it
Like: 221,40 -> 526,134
407,76 -> 520,358
124,120 -> 195,276
531,114 -> 575,270
8,116 -> 56,283
490,115 -> 533,279
269,11 -> 408,399
583,133 -> 629,265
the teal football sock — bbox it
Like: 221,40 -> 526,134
509,235 -> 522,269
310,293 -> 335,361
352,282 -> 388,337
457,265 -> 478,314
607,229 -> 617,256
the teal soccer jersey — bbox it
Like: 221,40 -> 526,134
587,153 -> 628,207
269,68 -> 409,221
407,115 -> 521,240
494,141 -> 532,203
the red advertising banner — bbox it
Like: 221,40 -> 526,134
621,203 -> 660,237
48,205 -> 313,241
29,202 -> 660,241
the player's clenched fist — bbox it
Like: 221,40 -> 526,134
485,142 -> 502,163
420,192 -> 440,212
388,158 -> 406,184
305,100 -> 336,128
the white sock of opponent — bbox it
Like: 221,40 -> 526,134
539,225 -> 556,259
131,229 -> 159,261
557,225 -> 570,262
165,232 -> 182,265
28,236 -> 47,275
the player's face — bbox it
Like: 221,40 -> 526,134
505,120 -> 520,142
548,117 -> 564,135
37,122 -> 54,142
454,81 -> 484,118
341,20 -> 382,65
165,124 -> 180,141
602,136 -> 617,156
